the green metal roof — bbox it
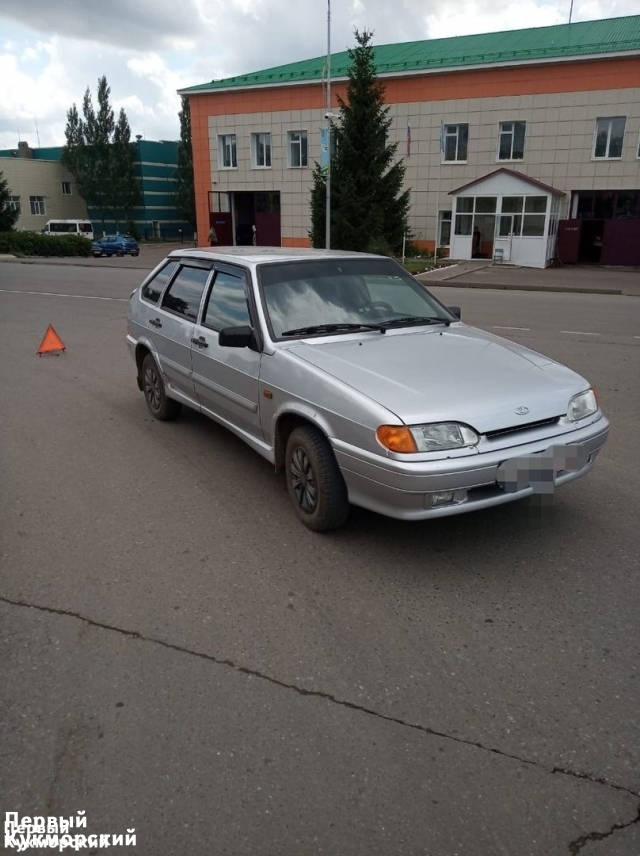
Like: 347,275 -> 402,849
181,15 -> 640,93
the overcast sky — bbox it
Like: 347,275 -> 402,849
1,0 -> 637,150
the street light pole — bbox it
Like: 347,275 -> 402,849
325,0 -> 331,250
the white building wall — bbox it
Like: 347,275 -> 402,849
205,84 -> 640,249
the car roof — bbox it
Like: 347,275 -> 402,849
166,246 -> 383,269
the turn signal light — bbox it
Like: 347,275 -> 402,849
376,425 -> 418,453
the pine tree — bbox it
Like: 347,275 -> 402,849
0,171 -> 19,231
175,96 -> 196,226
310,30 -> 411,254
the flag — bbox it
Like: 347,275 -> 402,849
406,123 -> 411,159
320,127 -> 330,174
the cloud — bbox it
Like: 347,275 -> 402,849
1,0 -> 639,149
0,0 -> 199,51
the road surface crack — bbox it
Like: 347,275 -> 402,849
568,803 -> 640,853
3,595 -> 639,804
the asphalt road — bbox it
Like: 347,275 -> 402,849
1,262 -> 639,855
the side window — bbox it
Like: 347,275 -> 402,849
202,270 -> 251,331
142,261 -> 178,304
161,265 -> 210,320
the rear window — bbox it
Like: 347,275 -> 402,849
161,265 -> 210,320
141,261 -> 178,304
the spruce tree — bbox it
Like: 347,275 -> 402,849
310,30 -> 411,254
175,96 -> 196,226
0,171 -> 19,231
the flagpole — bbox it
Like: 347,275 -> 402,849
434,120 -> 443,269
325,0 -> 332,249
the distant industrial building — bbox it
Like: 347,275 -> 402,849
0,139 -> 193,240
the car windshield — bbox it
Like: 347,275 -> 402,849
259,258 -> 452,338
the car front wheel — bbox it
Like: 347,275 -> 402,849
141,354 -> 181,421
285,426 -> 349,531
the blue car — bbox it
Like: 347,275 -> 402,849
92,235 -> 140,257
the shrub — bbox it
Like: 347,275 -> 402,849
126,219 -> 141,241
0,231 -> 93,257
365,234 -> 393,256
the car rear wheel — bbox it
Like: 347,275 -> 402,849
141,354 -> 181,421
285,426 -> 349,531
132,252 -> 139,257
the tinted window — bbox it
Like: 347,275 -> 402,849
202,270 -> 251,331
142,261 -> 178,304
161,265 -> 210,320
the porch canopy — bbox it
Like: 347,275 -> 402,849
449,168 -> 565,269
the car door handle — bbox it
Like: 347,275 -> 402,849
149,318 -> 162,328
191,336 -> 208,348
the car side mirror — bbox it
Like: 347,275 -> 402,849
218,325 -> 255,348
448,306 -> 461,320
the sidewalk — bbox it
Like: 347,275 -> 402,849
2,245 -> 639,296
416,259 -> 640,297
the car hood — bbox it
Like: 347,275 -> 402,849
285,324 -> 588,432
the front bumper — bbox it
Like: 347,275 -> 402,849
333,416 -> 610,520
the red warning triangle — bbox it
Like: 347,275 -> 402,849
37,324 -> 66,356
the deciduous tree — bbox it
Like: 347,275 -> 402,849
175,96 -> 196,226
0,170 -> 19,231
62,76 -> 140,230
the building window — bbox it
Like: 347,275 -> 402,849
218,134 -> 237,169
251,133 -> 271,168
454,197 -> 473,235
61,182 -> 72,195
443,124 -> 468,162
288,131 -> 308,168
8,195 -> 21,213
593,117 -> 625,159
498,121 -> 526,160
30,196 -> 46,216
438,211 -> 452,245
498,195 -> 547,236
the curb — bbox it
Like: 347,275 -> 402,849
0,257 -> 146,270
427,279 -> 625,296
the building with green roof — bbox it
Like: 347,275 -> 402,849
0,139 -> 193,240
182,15 -> 640,266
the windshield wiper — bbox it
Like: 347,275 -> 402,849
379,315 -> 451,329
281,322 -> 386,337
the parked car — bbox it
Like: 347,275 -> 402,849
126,248 -> 609,531
93,235 -> 139,257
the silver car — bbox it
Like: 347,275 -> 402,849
126,248 -> 609,530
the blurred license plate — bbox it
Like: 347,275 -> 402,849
496,445 -> 586,494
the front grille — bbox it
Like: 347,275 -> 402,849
484,416 -> 561,439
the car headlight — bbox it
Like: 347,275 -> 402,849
567,389 -> 598,422
377,422 -> 479,453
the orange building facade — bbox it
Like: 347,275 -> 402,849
183,18 -> 640,265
